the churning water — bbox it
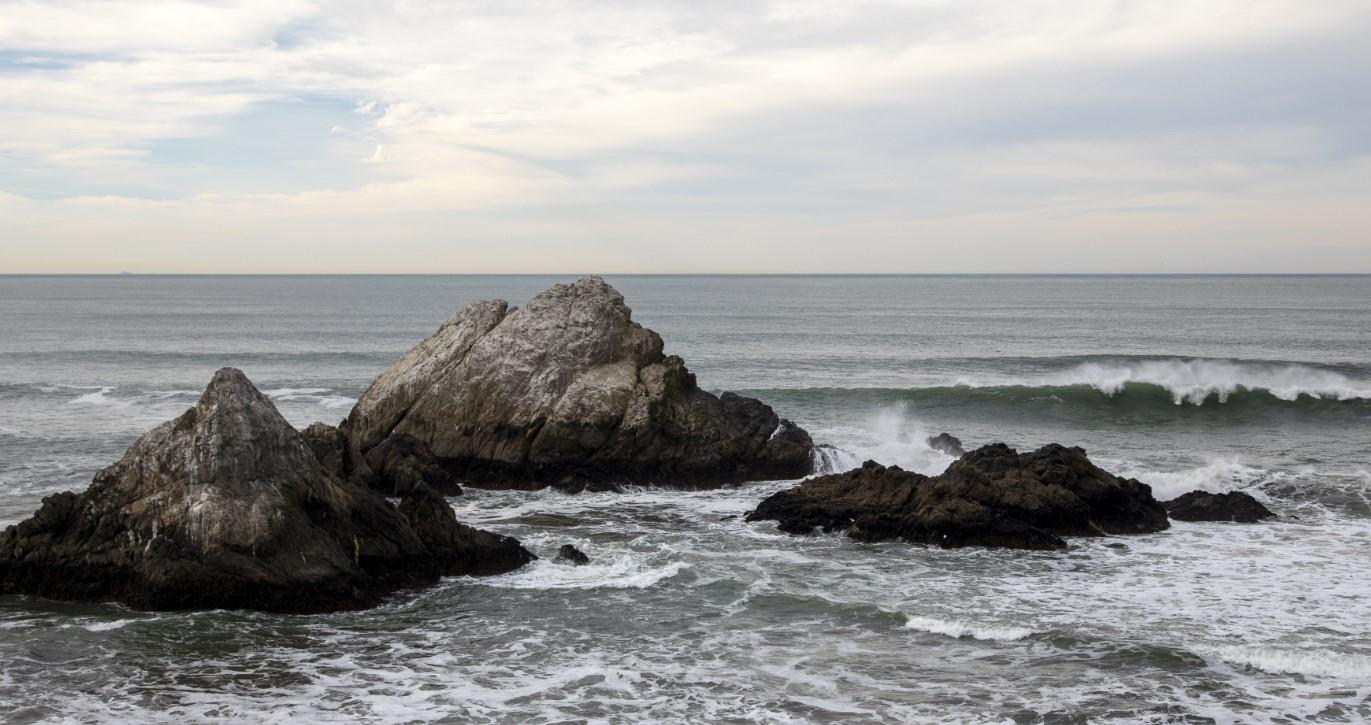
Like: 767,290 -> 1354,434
1,274 -> 1369,723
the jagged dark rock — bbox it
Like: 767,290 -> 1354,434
302,421 -> 348,479
340,277 -> 814,493
747,443 -> 1170,550
1164,490 -> 1275,523
397,482 -> 534,575
554,544 -> 590,566
0,368 -> 531,613
926,432 -> 966,457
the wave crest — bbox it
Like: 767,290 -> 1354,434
1200,644 -> 1371,678
904,615 -> 1036,642
1034,359 -> 1371,405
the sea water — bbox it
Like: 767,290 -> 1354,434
1,274 -> 1369,723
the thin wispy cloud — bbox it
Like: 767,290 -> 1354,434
1,0 -> 1368,272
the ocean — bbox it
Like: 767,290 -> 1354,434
1,274 -> 1369,723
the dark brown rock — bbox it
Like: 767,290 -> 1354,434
747,443 -> 1170,550
0,368 -> 530,613
341,277 -> 813,493
926,432 -> 966,457
554,544 -> 590,566
301,421 -> 347,478
1164,490 -> 1275,523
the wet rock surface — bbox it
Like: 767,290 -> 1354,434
397,482 -> 535,575
341,277 -> 813,493
748,443 -> 1170,550
0,368 -> 531,613
1164,490 -> 1275,523
554,544 -> 591,566
926,432 -> 966,457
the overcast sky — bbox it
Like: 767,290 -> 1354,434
1,0 -> 1368,273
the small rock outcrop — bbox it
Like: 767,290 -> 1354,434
555,544 -> 591,566
747,443 -> 1170,550
0,368 -> 531,613
926,433 -> 966,457
338,277 -> 814,493
1164,490 -> 1275,523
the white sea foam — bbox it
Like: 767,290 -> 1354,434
60,385 -> 356,411
811,405 -> 957,476
265,388 -> 358,409
261,387 -> 332,397
66,386 -> 118,406
474,545 -> 689,590
904,615 -> 1036,642
1025,358 -> 1370,405
1201,644 -> 1371,678
1112,457 -> 1269,501
60,619 -> 137,632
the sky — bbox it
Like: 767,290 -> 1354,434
0,0 -> 1368,273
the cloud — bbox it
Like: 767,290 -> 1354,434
0,0 -> 1368,271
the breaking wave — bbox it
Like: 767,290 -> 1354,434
1110,458 -> 1270,501
904,615 -> 1036,642
1199,644 -> 1371,679
47,384 -> 357,411
752,358 -> 1371,422
1029,358 -> 1371,405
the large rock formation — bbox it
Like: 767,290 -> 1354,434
327,277 -> 814,493
0,368 -> 531,613
1164,490 -> 1275,523
748,443 -> 1170,550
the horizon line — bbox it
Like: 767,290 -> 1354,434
2,272 -> 1370,278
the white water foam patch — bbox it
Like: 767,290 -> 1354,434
1200,644 -> 1371,679
59,619 -> 137,632
810,404 -> 956,475
474,541 -> 689,591
66,386 -> 118,406
904,615 -> 1036,642
1112,457 -> 1269,501
264,388 -> 357,410
1041,358 -> 1371,405
60,385 -> 356,411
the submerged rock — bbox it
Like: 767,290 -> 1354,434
1164,490 -> 1275,523
0,368 -> 531,613
747,443 -> 1170,550
340,277 -> 814,493
554,544 -> 591,566
926,433 -> 966,457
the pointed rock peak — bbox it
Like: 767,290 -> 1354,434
529,276 -> 626,309
197,367 -> 274,411
168,367 -> 312,481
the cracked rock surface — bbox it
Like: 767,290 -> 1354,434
327,277 -> 813,493
0,368 -> 531,613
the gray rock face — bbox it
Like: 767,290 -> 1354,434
339,277 -> 814,492
0,368 -> 531,613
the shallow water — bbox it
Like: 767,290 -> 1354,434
2,275 -> 1369,723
